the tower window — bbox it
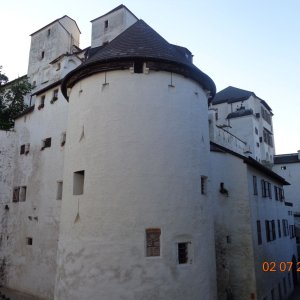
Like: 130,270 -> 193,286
19,186 -> 27,202
146,228 -> 161,257
134,62 -> 143,73
201,176 -> 207,195
41,51 -> 45,59
60,131 -> 66,146
178,242 -> 190,264
104,20 -> 108,29
20,144 -> 25,155
26,237 -> 33,245
73,170 -> 85,195
56,181 -> 63,200
41,137 -> 51,150
12,187 -> 20,202
47,29 -> 51,37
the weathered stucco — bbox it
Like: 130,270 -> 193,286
3,86 -> 69,300
54,70 -> 217,300
0,131 -> 17,287
211,149 -> 297,300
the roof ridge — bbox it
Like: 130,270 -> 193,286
90,4 -> 138,22
30,15 -> 81,36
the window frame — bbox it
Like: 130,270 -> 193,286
145,228 -> 161,257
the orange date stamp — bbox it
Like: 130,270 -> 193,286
262,261 -> 300,272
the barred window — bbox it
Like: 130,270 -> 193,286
178,242 -> 190,264
146,228 -> 161,257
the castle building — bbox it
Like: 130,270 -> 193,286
210,86 -> 275,165
0,5 -> 298,300
209,86 -> 297,300
210,142 -> 296,300
0,5 -> 217,300
274,152 -> 300,260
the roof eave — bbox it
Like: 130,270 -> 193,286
61,57 -> 216,101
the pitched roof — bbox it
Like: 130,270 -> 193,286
212,86 -> 272,112
90,4 -> 138,22
85,20 -> 192,65
30,15 -> 81,36
212,86 -> 273,111
62,19 -> 216,99
274,154 -> 300,164
212,86 -> 254,105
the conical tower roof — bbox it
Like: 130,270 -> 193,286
62,19 -> 215,99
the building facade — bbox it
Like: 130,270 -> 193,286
0,5 -> 298,300
0,5 -> 218,300
274,152 -> 300,260
210,142 -> 297,300
210,86 -> 275,166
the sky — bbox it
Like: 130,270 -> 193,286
1,0 -> 299,154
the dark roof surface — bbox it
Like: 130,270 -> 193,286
62,19 -> 216,99
212,86 -> 273,111
90,4 -> 138,22
212,86 -> 254,105
227,108 -> 253,119
84,20 -> 194,65
274,154 -> 300,164
210,142 -> 290,185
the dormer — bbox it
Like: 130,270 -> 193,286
90,5 -> 138,48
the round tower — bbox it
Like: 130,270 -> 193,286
55,19 -> 217,300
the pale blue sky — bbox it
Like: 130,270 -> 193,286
1,0 -> 299,154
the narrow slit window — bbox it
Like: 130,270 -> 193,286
20,144 -> 25,155
257,220 -> 262,245
104,20 -> 108,29
178,242 -> 190,264
26,237 -> 33,245
56,181 -> 63,200
73,170 -> 85,195
201,176 -> 207,195
60,132 -> 66,146
41,51 -> 45,59
253,176 -> 257,195
13,187 -> 20,202
146,228 -> 161,257
19,186 -> 27,202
